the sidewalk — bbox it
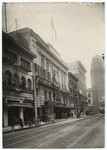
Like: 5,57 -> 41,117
3,115 -> 87,134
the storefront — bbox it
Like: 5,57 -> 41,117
3,91 -> 34,127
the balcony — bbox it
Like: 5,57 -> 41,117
3,49 -> 19,66
53,82 -> 60,89
73,83 -> 77,88
45,101 -> 57,106
20,58 -> 31,72
38,78 -> 53,88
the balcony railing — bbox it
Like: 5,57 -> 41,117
45,101 -> 57,106
20,58 -> 31,72
3,49 -> 19,66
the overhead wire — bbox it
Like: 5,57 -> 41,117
16,3 -> 65,55
22,3 -> 50,36
7,20 -> 15,33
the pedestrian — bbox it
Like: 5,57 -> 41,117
10,116 -> 15,132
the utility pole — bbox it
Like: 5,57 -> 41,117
4,3 -> 7,33
32,75 -> 37,122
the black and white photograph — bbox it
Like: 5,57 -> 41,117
2,1 -> 105,148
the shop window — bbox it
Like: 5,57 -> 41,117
21,76 -> 26,90
27,79 -> 32,91
4,70 -> 12,89
14,74 -> 19,88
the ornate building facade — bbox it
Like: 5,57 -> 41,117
67,61 -> 88,113
3,32 -> 37,127
9,28 -> 70,121
68,72 -> 79,115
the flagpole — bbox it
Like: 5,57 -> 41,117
51,16 -> 54,45
4,3 -> 7,33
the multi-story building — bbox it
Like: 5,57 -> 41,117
67,61 -> 88,113
68,72 -> 79,115
2,31 -> 37,127
90,54 -> 105,111
9,28 -> 70,120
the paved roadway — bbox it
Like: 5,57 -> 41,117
3,114 -> 105,148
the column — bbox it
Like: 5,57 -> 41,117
19,108 -> 24,121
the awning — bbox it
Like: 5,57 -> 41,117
7,102 -> 34,108
55,105 -> 78,109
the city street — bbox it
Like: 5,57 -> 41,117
3,114 -> 105,148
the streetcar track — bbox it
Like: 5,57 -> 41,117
67,117 -> 104,148
36,116 -> 103,148
3,115 -> 103,148
3,117 -> 87,142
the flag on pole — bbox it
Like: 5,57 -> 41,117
51,16 -> 57,39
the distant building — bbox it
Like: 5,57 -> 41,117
67,61 -> 88,113
87,88 -> 93,108
90,55 -> 105,110
68,72 -> 79,115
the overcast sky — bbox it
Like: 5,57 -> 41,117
2,2 -> 105,88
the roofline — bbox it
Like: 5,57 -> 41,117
68,72 -> 79,81
77,61 -> 87,73
3,31 -> 37,59
14,28 -> 68,70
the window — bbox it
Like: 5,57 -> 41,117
21,58 -> 31,70
14,74 -> 19,88
36,88 -> 38,96
88,99 -> 91,104
71,88 -> 73,93
63,96 -> 65,104
49,92 -> 51,101
35,63 -> 38,72
41,55 -> 45,69
21,76 -> 26,90
4,70 -> 12,89
46,59 -> 49,71
27,79 -> 32,91
44,90 -> 47,101
70,80 -> 71,85
47,72 -> 51,81
4,49 -> 18,63
53,92 -> 55,101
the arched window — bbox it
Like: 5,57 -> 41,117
21,76 -> 26,90
5,70 -> 12,89
14,74 -> 19,88
27,79 -> 32,91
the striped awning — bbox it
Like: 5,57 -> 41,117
7,102 -> 34,108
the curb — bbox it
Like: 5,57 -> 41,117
3,117 -> 87,134
3,120 -> 58,134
